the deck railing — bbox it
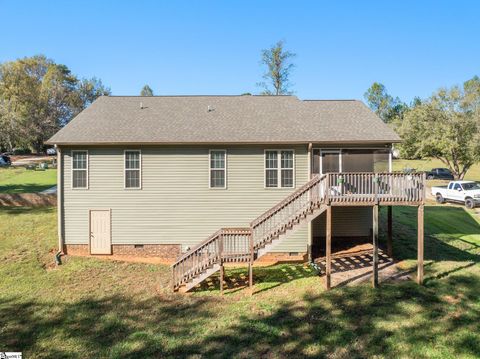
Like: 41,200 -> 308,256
327,172 -> 425,204
172,172 -> 425,291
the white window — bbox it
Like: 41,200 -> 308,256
124,150 -> 141,189
209,150 -> 226,188
71,150 -> 88,189
265,150 -> 295,188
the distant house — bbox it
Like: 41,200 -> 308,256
47,95 -> 425,291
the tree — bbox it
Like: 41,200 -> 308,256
364,82 -> 406,123
140,85 -> 154,96
257,41 -> 296,95
77,77 -> 111,111
397,77 -> 480,179
0,55 -> 110,152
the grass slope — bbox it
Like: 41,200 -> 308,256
393,158 -> 480,180
0,205 -> 479,358
0,167 -> 57,193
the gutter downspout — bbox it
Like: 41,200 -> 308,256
56,145 -> 64,256
307,143 -> 313,263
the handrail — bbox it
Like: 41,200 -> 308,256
171,227 -> 251,290
251,174 -> 325,228
250,174 -> 328,249
172,172 -> 425,290
327,172 -> 425,204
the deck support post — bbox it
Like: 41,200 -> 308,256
372,204 -> 379,288
307,222 -> 313,263
325,205 -> 332,290
220,264 -> 224,295
387,206 -> 393,257
248,262 -> 253,295
307,142 -> 313,263
249,231 -> 254,296
417,204 -> 424,285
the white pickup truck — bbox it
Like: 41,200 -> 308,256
432,181 -> 480,209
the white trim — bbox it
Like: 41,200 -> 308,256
57,146 -> 64,252
124,149 -> 142,190
318,149 -> 341,175
71,150 -> 89,190
208,149 -> 227,189
314,147 -> 391,175
264,149 -> 295,189
389,149 -> 393,173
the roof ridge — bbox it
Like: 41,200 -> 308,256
104,95 -> 297,98
302,99 -> 359,102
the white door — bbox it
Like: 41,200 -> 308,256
90,210 -> 111,254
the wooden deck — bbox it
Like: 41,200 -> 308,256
172,172 -> 426,292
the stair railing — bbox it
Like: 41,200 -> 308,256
171,227 -> 251,291
250,174 -> 327,250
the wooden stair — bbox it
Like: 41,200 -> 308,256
172,174 -> 328,292
171,172 -> 426,292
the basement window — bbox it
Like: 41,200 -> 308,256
71,150 -> 88,189
125,150 -> 141,189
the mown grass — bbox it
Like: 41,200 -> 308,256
393,158 -> 480,181
0,167 -> 57,193
0,206 -> 479,358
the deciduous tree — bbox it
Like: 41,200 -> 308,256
397,77 -> 480,179
364,82 -> 406,123
0,55 -> 110,152
257,41 -> 296,95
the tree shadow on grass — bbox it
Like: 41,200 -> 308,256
194,264 -> 318,294
185,275 -> 480,358
2,274 -> 479,358
380,205 -> 480,263
0,183 -> 55,194
0,206 -> 55,215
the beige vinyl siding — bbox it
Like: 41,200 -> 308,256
62,145 -> 308,252
312,207 -> 372,238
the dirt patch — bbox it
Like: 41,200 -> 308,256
0,193 -> 56,207
65,253 -> 173,265
314,245 -> 411,287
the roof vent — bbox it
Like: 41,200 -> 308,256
140,102 -> 143,109
207,105 -> 215,112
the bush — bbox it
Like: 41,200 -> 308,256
12,148 -> 32,155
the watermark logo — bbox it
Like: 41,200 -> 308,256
0,353 -> 22,359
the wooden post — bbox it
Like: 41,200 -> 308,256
325,205 -> 332,290
372,204 -> 379,288
417,204 -> 424,284
220,264 -> 224,295
387,206 -> 393,257
248,262 -> 253,295
307,222 -> 313,263
249,231 -> 254,295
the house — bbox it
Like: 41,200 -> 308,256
47,95 -> 425,292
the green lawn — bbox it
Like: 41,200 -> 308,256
0,205 -> 479,358
393,158 -> 480,181
0,167 -> 57,193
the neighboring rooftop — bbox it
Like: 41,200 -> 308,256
47,95 -> 401,145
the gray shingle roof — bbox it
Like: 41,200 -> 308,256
46,95 -> 400,145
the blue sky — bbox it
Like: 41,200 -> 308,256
1,0 -> 478,102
